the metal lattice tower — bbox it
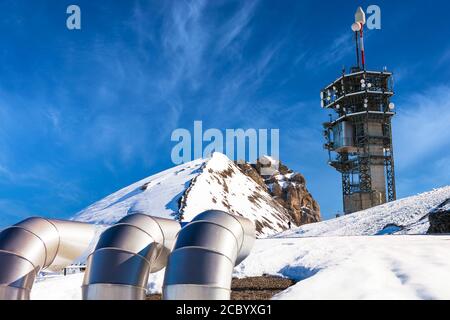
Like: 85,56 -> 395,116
320,7 -> 397,214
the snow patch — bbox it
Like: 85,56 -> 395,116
276,186 -> 450,237
235,235 -> 450,300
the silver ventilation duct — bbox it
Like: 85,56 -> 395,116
162,210 -> 255,300
0,218 -> 96,300
82,214 -> 180,300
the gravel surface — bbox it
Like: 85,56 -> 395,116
146,276 -> 295,300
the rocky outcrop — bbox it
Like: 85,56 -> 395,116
428,198 -> 450,234
236,158 -> 321,227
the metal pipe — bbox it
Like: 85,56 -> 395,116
82,214 -> 180,300
162,210 -> 255,300
0,217 -> 96,300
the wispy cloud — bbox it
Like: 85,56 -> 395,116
212,40 -> 285,120
393,85 -> 450,195
215,0 -> 259,52
438,47 -> 450,66
0,199 -> 36,229
159,0 -> 209,92
305,32 -> 353,70
394,85 -> 450,169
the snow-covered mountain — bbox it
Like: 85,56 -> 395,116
34,184 -> 450,300
275,186 -> 450,238
73,152 -> 298,237
73,149 -> 450,239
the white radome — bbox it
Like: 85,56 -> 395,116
355,6 -> 366,25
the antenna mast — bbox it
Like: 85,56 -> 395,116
352,7 -> 366,70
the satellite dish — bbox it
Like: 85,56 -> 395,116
351,22 -> 361,32
389,103 -> 395,110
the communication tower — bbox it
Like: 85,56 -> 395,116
321,7 -> 397,214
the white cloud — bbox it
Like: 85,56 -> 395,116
394,85 -> 450,170
305,32 -> 353,70
216,0 -> 259,52
393,85 -> 450,197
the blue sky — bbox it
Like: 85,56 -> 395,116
0,0 -> 449,226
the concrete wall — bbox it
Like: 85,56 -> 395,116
344,190 -> 385,214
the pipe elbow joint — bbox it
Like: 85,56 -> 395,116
0,217 -> 96,300
82,214 -> 180,300
162,210 -> 256,300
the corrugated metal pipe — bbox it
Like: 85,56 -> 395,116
0,218 -> 97,300
162,210 -> 256,300
82,214 -> 180,300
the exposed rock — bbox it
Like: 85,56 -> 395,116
271,181 -> 283,199
428,198 -> 450,234
236,158 -> 321,227
237,162 -> 268,192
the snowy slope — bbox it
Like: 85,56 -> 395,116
32,235 -> 450,300
275,186 -> 450,238
73,158 -> 206,224
180,153 -> 289,235
235,235 -> 450,300
31,269 -> 165,300
73,153 -> 289,237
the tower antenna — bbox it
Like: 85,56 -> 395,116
354,7 -> 366,70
